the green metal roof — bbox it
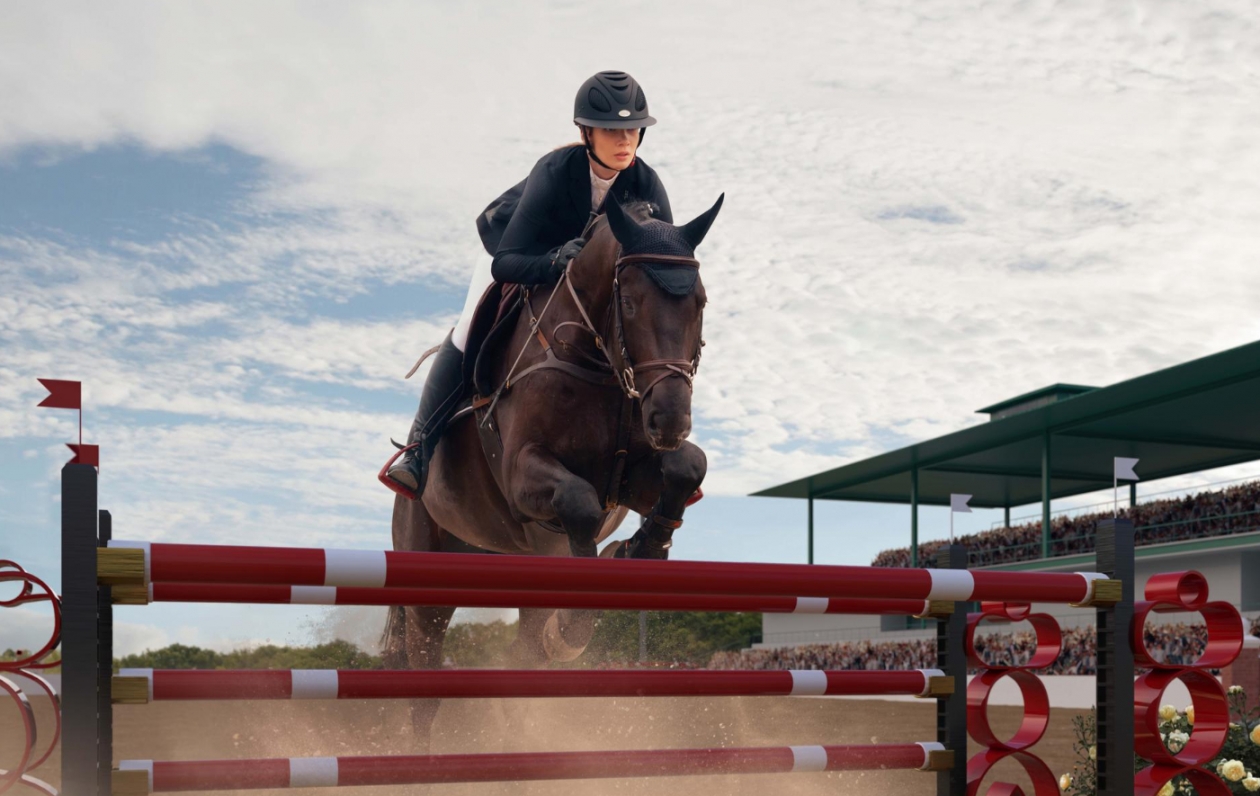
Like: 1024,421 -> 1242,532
752,339 -> 1260,508
974,383 -> 1097,419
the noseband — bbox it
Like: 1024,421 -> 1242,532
564,250 -> 704,402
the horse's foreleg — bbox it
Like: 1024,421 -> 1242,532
506,444 -> 605,662
404,604 -> 457,752
622,440 -> 707,559
509,443 -> 606,558
509,607 -> 552,667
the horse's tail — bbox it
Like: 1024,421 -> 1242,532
380,604 -> 408,668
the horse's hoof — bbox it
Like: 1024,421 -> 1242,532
542,611 -> 588,662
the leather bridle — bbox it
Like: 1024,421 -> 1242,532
561,249 -> 704,402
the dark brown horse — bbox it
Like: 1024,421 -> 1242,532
382,192 -> 724,747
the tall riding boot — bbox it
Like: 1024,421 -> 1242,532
387,332 -> 465,498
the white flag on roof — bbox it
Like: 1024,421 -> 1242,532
950,494 -> 972,513
1114,457 -> 1140,481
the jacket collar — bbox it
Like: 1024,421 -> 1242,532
567,145 -> 640,218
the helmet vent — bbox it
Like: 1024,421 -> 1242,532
634,88 -> 646,111
587,88 -> 612,112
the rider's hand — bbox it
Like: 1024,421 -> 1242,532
550,237 -> 586,280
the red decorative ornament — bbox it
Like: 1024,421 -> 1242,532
965,602 -> 1061,796
1130,570 -> 1241,794
0,562 -> 63,795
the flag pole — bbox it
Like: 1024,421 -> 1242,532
1113,471 -> 1118,519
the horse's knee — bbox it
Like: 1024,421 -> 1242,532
551,477 -> 604,542
662,443 -> 707,492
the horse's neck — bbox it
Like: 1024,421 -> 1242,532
563,245 -> 618,344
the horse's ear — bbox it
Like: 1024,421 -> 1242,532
680,193 -> 725,250
605,191 -> 645,249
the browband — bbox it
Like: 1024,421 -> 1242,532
614,253 -> 700,269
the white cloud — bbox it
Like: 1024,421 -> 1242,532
2,0 -> 1259,524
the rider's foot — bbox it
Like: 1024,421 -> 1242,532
387,450 -> 424,491
385,331 -> 465,500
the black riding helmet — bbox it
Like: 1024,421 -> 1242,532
574,70 -> 656,171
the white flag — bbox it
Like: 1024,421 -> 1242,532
949,494 -> 973,513
1114,457 -> 1140,481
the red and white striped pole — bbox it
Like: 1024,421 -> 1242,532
108,541 -> 1108,605
116,668 -> 948,702
138,582 -> 940,616
117,743 -> 947,792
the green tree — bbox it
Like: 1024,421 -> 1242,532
580,610 -> 762,666
442,620 -> 517,667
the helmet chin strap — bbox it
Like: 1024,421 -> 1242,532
580,125 -> 644,173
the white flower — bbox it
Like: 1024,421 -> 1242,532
1159,704 -> 1178,722
1230,684 -> 1245,695
1088,745 -> 1096,761
1242,775 -> 1260,793
1184,705 -> 1195,725
1059,773 -> 1072,790
1166,730 -> 1189,752
1223,760 -> 1247,782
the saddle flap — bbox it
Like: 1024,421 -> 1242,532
462,282 -> 521,388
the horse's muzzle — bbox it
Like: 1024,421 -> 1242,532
645,409 -> 691,451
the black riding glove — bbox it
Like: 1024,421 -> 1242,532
550,238 -> 586,280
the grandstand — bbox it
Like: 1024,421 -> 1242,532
752,339 -> 1260,653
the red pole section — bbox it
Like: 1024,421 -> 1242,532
115,541 -> 1103,604
121,668 -> 945,701
147,582 -> 935,616
123,744 -> 942,792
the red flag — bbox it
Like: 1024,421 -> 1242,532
67,444 -> 99,467
37,379 -> 81,410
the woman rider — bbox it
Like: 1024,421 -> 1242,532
387,70 -> 673,497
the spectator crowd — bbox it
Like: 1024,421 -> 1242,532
708,619 -> 1260,675
872,479 -> 1260,569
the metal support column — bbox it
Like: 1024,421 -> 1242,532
934,543 -> 967,796
62,463 -> 104,796
910,467 -> 920,569
1041,430 -> 1052,559
97,509 -> 113,796
1129,482 -> 1137,510
1095,518 -> 1135,796
1003,505 -> 1010,529
807,496 -> 815,565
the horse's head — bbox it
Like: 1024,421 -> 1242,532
573,191 -> 724,451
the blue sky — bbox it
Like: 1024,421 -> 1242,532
3,1 -> 1260,655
